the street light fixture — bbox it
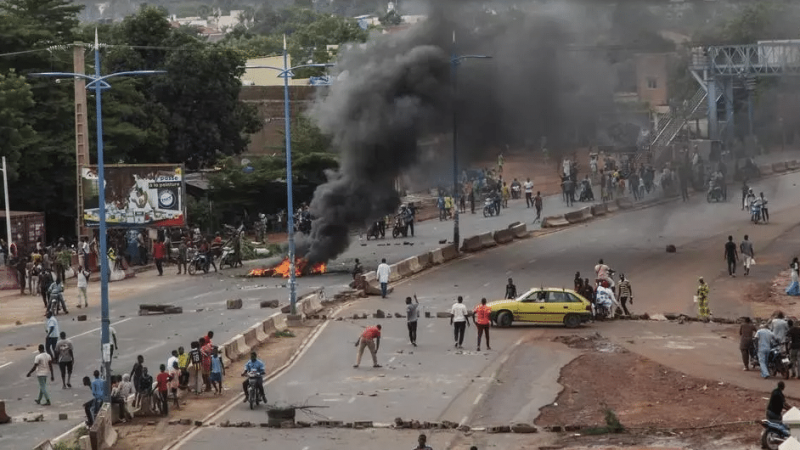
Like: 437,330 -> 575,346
451,32 -> 491,250
245,35 -> 333,316
30,30 -> 164,402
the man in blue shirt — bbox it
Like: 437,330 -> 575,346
241,352 -> 266,404
83,370 -> 105,426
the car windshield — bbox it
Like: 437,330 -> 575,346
520,290 -> 545,302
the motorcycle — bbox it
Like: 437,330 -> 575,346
246,371 -> 264,410
187,250 -> 210,275
483,197 -> 499,217
707,185 -> 723,203
767,345 -> 791,379
47,285 -> 67,315
392,215 -> 408,239
219,247 -> 241,269
751,201 -> 763,224
366,221 -> 383,240
760,418 -> 790,450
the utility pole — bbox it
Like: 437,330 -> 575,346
73,42 -> 90,240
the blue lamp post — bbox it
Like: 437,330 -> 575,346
30,30 -> 164,401
451,31 -> 491,250
245,35 -> 333,316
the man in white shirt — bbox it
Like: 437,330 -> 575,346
523,178 -> 534,208
45,311 -> 59,359
167,350 -> 179,373
376,258 -> 390,299
26,344 -> 54,405
449,296 -> 471,349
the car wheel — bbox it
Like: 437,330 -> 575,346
497,311 -> 512,327
563,314 -> 581,328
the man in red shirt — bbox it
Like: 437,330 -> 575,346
473,298 -> 492,351
353,324 -> 382,369
152,239 -> 166,276
155,363 -> 173,415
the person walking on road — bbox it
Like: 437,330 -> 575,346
724,235 -> 739,277
414,434 -> 433,450
617,274 -> 633,316
474,298 -> 492,351
406,296 -> 420,346
756,324 -> 777,378
505,278 -> 517,299
354,324 -> 382,368
377,259 -> 390,299
740,235 -> 755,276
153,239 -> 166,276
45,311 -> 59,359
76,267 -> 89,308
739,317 -> 757,371
767,381 -> 791,421
787,321 -> 800,378
26,344 -> 53,405
523,178 -> 534,208
696,277 -> 711,320
787,257 -> 800,296
533,191 -> 543,222
55,331 -> 74,388
760,192 -> 770,223
177,237 -> 188,275
450,296 -> 471,349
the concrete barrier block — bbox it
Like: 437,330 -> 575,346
31,440 -> 54,450
415,252 -> 432,270
273,314 -> 288,331
406,256 -> 424,274
591,204 -> 608,216
616,198 -> 634,209
461,235 -> 482,252
492,229 -> 514,244
606,202 -> 619,212
0,400 -> 9,424
429,248 -> 444,265
759,164 -> 773,176
89,403 -> 118,450
510,223 -> 527,238
773,162 -> 788,173
219,344 -> 231,367
226,299 -> 243,310
478,232 -> 497,248
387,264 -> 402,283
541,215 -> 569,228
396,259 -> 415,278
788,160 -> 800,170
243,327 -> 259,349
260,300 -> 279,308
565,206 -> 592,224
440,244 -> 458,261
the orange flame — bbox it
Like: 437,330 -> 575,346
248,258 -> 327,278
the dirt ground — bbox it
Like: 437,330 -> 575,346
536,334 -> 785,450
109,321 -> 319,450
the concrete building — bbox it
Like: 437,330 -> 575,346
238,85 -> 319,155
241,56 -> 312,87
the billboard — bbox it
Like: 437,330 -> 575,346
82,164 -> 186,228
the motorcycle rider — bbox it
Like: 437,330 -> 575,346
510,178 -> 521,199
594,259 -> 613,288
767,381 -> 791,421
490,190 -> 501,216
198,238 -> 217,272
760,192 -> 770,223
745,188 -> 757,210
240,351 -> 267,404
405,203 -> 416,237
595,281 -> 618,319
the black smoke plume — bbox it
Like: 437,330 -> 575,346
298,1 -> 670,263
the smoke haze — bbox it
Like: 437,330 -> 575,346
299,0 -> 670,263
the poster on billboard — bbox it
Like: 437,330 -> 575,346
82,165 -> 186,228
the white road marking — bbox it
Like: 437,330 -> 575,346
459,416 -> 469,425
302,447 -> 309,450
515,337 -> 524,346
348,396 -> 356,404
528,259 -> 537,264
473,393 -> 483,405
70,317 -> 134,340
0,362 -> 12,369
482,282 -> 490,287
427,323 -> 434,328
388,357 -> 396,363
322,398 -> 341,402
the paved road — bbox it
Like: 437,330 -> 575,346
0,190 -> 614,448
176,169 -> 800,450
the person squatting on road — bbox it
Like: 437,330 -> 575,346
27,344 -> 54,406
474,298 -> 492,351
406,296 -> 420,347
696,277 -> 711,320
739,317 -> 757,371
755,324 -> 777,379
377,258 -> 390,299
55,331 -> 74,388
241,352 -> 268,403
450,296 -> 471,349
724,235 -> 739,277
767,381 -> 791,421
354,325 -> 382,368
617,274 -> 633,316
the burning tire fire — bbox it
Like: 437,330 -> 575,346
248,257 -> 327,278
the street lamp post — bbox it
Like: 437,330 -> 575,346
30,30 -> 164,402
450,31 -> 491,250
245,35 -> 332,316
1,157 -> 12,254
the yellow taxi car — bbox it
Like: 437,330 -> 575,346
488,287 -> 592,328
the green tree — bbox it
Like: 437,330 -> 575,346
0,70 -> 36,182
379,9 -> 401,26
